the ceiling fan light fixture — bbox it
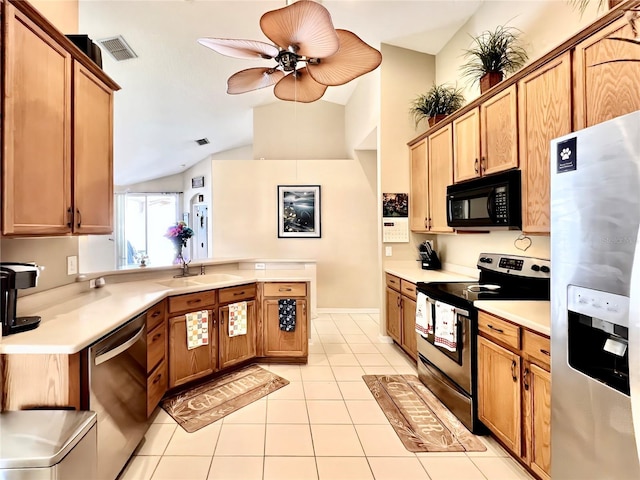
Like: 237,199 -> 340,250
274,67 -> 327,103
227,67 -> 285,95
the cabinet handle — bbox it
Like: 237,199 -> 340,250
424,217 -> 428,228
481,156 -> 486,172
396,297 -> 401,307
279,287 -> 292,292
76,208 -> 82,228
67,207 -> 73,228
474,158 -> 479,174
220,311 -> 225,326
523,367 -> 530,390
233,291 -> 246,296
511,360 -> 517,382
487,324 -> 504,334
540,349 -> 550,356
151,311 -> 161,318
152,373 -> 162,385
152,332 -> 162,342
406,287 -> 415,292
187,299 -> 201,304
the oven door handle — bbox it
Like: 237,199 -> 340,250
424,295 -> 469,318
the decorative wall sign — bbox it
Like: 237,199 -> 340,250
278,185 -> 321,238
191,176 -> 205,188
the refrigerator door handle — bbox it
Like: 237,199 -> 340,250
628,235 -> 640,464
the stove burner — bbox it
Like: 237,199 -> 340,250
466,284 -> 501,293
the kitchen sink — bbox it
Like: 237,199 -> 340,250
155,273 -> 243,288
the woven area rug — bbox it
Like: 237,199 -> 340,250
363,374 -> 486,453
162,364 -> 289,432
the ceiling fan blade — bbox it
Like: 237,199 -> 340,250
273,67 -> 327,103
227,67 -> 285,94
198,38 -> 279,60
307,29 -> 382,86
260,1 -> 339,59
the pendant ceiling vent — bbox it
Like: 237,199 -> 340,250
96,35 -> 138,61
197,0 -> 382,103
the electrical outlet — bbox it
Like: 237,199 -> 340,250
385,246 -> 392,257
255,263 -> 266,270
66,255 -> 78,275
89,279 -> 97,288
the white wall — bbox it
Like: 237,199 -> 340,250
345,72 -> 380,152
211,158 -> 378,309
116,173 -> 183,193
253,101 -> 347,160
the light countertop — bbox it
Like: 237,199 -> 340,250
384,261 -> 477,284
1,266 -> 314,355
474,301 -> 550,336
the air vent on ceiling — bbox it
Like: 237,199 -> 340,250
96,35 -> 137,61
196,138 -> 210,146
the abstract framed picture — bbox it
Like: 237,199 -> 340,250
277,185 -> 321,238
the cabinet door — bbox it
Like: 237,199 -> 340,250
453,108 -> 481,183
524,362 -> 551,480
168,310 -> 215,388
481,85 -> 518,176
263,299 -> 308,357
386,288 -> 402,344
428,124 -> 454,233
2,5 -> 72,235
401,296 -> 417,361
518,53 -> 572,234
219,300 -> 257,370
409,140 -> 429,232
477,336 -> 521,455
73,62 -> 114,234
574,17 -> 640,130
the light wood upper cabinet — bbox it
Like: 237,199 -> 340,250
481,85 -> 518,176
73,62 -> 114,234
409,140 -> 429,232
574,17 -> 640,130
218,300 -> 257,370
518,53 -> 572,235
2,4 -> 72,235
524,362 -> 551,480
478,335 -> 521,455
453,108 -> 481,182
428,124 -> 454,233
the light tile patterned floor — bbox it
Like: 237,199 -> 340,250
118,313 -> 534,480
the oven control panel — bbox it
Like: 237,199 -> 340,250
477,253 -> 550,279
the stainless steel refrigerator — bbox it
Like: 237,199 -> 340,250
551,109 -> 640,479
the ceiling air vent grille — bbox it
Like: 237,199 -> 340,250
196,138 -> 210,146
96,35 -> 137,61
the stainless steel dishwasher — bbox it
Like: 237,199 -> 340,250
88,312 -> 147,480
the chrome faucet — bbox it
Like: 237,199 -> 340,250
173,258 -> 197,278
200,264 -> 206,275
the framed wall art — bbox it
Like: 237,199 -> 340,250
277,185 -> 321,238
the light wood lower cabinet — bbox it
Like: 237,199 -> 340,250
218,300 -> 257,370
385,275 -> 417,361
168,309 -> 216,388
146,300 -> 167,416
478,336 -> 522,455
262,282 -> 309,359
477,310 -> 551,480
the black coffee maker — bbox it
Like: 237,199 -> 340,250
1,263 -> 41,336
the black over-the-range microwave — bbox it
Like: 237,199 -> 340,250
446,169 -> 522,230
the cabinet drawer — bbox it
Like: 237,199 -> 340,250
147,360 -> 167,417
400,280 -> 417,301
147,323 -> 166,373
146,301 -> 165,331
219,283 -> 256,304
522,329 -> 551,367
264,282 -> 307,297
478,311 -> 520,350
168,291 -> 216,313
385,274 -> 401,291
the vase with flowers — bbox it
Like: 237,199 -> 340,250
164,221 -> 194,266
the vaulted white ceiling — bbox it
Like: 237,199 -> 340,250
79,1 -> 483,185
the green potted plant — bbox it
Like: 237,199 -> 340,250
460,25 -> 528,94
409,84 -> 465,128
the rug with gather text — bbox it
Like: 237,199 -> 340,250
162,364 -> 289,432
363,374 -> 487,452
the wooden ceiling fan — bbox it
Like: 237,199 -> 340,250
198,0 -> 382,103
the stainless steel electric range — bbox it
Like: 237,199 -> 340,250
416,252 -> 550,433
